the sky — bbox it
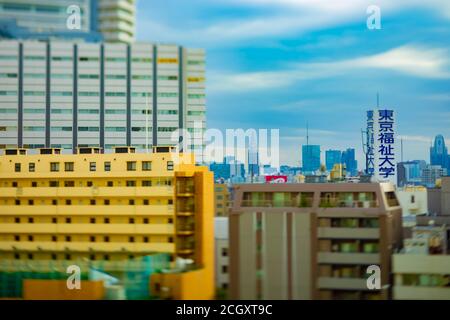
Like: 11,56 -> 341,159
135,0 -> 450,167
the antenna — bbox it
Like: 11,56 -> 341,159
401,138 -> 404,162
306,121 -> 309,146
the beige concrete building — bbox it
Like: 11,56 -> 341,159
397,186 -> 428,216
215,217 -> 229,293
393,225 -> 450,300
229,183 -> 403,300
214,183 -> 230,217
427,177 -> 450,216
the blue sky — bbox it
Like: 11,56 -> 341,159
135,0 -> 450,167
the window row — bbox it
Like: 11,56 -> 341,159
10,235 -> 174,243
8,217 -> 174,224
10,198 -> 173,206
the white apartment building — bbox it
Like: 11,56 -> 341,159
0,40 -> 206,162
97,0 -> 135,43
215,217 -> 229,292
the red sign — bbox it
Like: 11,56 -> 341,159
265,175 -> 288,183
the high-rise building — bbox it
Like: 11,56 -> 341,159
0,146 -> 214,299
430,134 -> 449,171
421,165 -> 447,187
0,0 -> 136,43
397,160 -> 426,187
302,145 -> 320,174
342,148 -> 358,176
229,183 -> 403,300
0,40 -> 206,162
97,0 -> 135,43
325,149 -> 341,171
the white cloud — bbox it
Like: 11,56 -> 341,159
208,45 -> 450,93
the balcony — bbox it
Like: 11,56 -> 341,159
0,223 -> 174,235
0,205 -> 174,216
0,186 -> 174,198
0,241 -> 175,253
318,227 -> 380,240
317,252 -> 380,265
319,199 -> 378,208
240,198 -> 313,208
318,277 -> 370,290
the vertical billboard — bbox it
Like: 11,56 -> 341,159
368,109 -> 397,183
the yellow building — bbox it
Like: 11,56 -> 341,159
0,146 -> 214,299
214,183 -> 230,217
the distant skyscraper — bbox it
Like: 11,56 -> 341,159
421,164 -> 447,187
302,145 -> 320,173
397,160 -> 427,187
325,149 -> 342,171
430,135 -> 449,171
342,148 -> 358,176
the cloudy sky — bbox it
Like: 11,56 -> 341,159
136,0 -> 450,167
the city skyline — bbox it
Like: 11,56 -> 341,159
136,0 -> 450,167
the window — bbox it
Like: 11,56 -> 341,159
107,181 -> 114,187
129,218 -> 135,224
222,248 -> 228,257
127,161 -> 136,171
52,200 -> 57,205
14,235 -> 20,241
143,200 -> 149,205
52,236 -> 57,242
142,161 -> 152,171
49,181 -> 59,187
65,236 -> 71,242
143,218 -> 149,224
15,199 -> 20,205
167,161 -> 174,171
90,218 -> 96,224
411,195 -> 415,204
28,253 -> 33,260
104,218 -> 110,224
65,254 -> 71,260
15,217 -> 20,223
29,163 -> 35,172
12,182 -> 18,187
104,255 -> 110,261
168,237 -> 174,243
126,180 -> 136,187
104,162 -> 111,171
14,253 -> 20,260
168,199 -> 173,205
87,181 -> 93,187
52,217 -> 57,223
31,181 -> 37,187
90,162 -> 96,171
65,199 -> 72,205
104,236 -> 110,242
28,200 -> 34,206
28,217 -> 34,223
104,199 -> 110,205
15,163 -> 21,172
64,162 -> 74,171
385,192 -> 399,207
64,181 -> 75,187
90,236 -> 95,242
222,266 -> 228,274
144,236 -> 149,243
168,218 -> 173,224
65,218 -> 71,223
129,199 -> 135,205
50,162 -> 60,172
129,236 -> 135,243
142,180 -> 152,187
28,235 -> 34,241
90,199 -> 96,205
90,255 -> 96,261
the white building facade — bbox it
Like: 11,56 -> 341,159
0,40 -> 206,161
